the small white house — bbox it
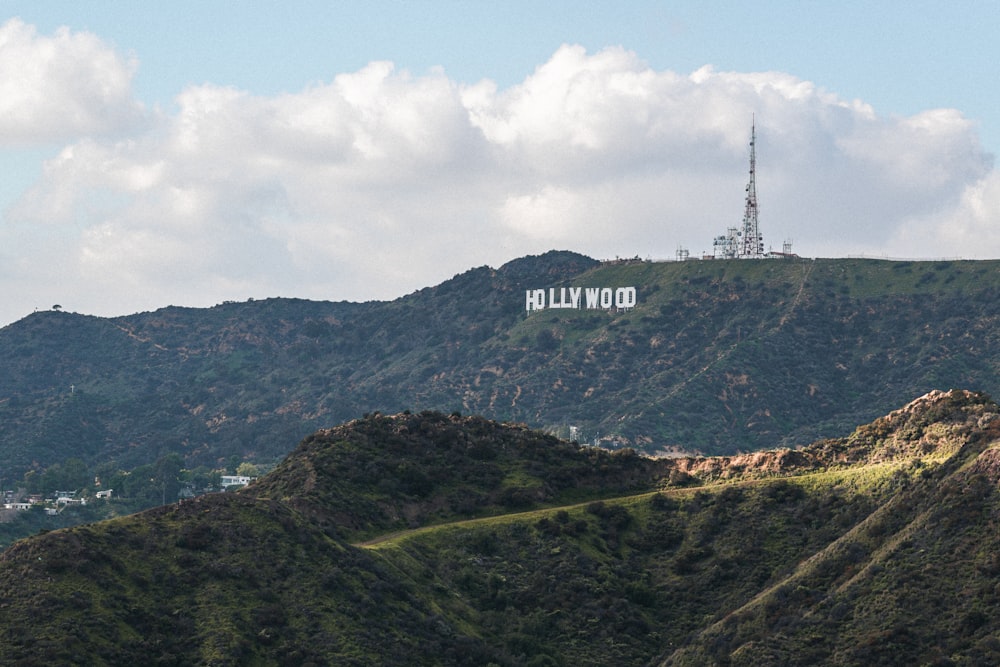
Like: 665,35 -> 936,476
220,475 -> 254,488
95,489 -> 113,499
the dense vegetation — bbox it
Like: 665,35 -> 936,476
3,254 -> 1000,480
2,391 -> 999,665
0,454 -> 267,550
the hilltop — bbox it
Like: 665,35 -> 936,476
0,390 -> 998,664
2,252 -> 1000,479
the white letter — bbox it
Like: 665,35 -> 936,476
585,287 -> 600,309
568,287 -> 582,309
625,286 -> 637,308
526,289 -> 546,312
600,288 -> 613,309
615,287 -> 637,309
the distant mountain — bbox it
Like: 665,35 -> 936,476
1,390 -> 998,665
2,252 -> 1000,477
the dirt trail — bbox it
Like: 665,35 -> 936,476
353,465 -> 861,549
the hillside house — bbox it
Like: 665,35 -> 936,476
220,475 -> 254,488
4,502 -> 33,511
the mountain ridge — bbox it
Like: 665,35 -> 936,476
1,390 -> 998,664
2,253 -> 1000,479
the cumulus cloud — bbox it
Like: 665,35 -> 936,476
1,39 -> 997,324
0,18 -> 144,144
890,169 -> 1000,258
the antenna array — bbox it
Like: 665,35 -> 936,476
713,118 -> 766,259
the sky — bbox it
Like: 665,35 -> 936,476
1,1 -> 998,327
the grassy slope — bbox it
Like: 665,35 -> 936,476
507,257 -> 1000,452
0,493 -> 500,666
2,391 -> 999,665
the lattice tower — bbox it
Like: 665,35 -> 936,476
738,118 -> 765,258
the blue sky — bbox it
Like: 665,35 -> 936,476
1,1 -> 998,325
13,1 -> 995,139
7,3 -> 993,121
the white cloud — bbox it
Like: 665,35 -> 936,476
838,108 -> 987,191
890,170 -> 1000,258
1,37 -> 997,324
0,19 -> 144,144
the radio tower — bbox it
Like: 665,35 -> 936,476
738,117 -> 765,258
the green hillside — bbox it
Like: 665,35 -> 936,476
2,252 -> 1000,480
1,390 -> 998,665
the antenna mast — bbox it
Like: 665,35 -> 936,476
738,117 -> 764,258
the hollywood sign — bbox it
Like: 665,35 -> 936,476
525,286 -> 637,313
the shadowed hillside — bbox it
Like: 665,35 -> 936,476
1,390 -> 999,665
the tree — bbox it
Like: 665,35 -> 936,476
184,465 -> 221,492
236,462 -> 259,477
36,458 -> 89,494
154,454 -> 183,505
62,458 -> 90,490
